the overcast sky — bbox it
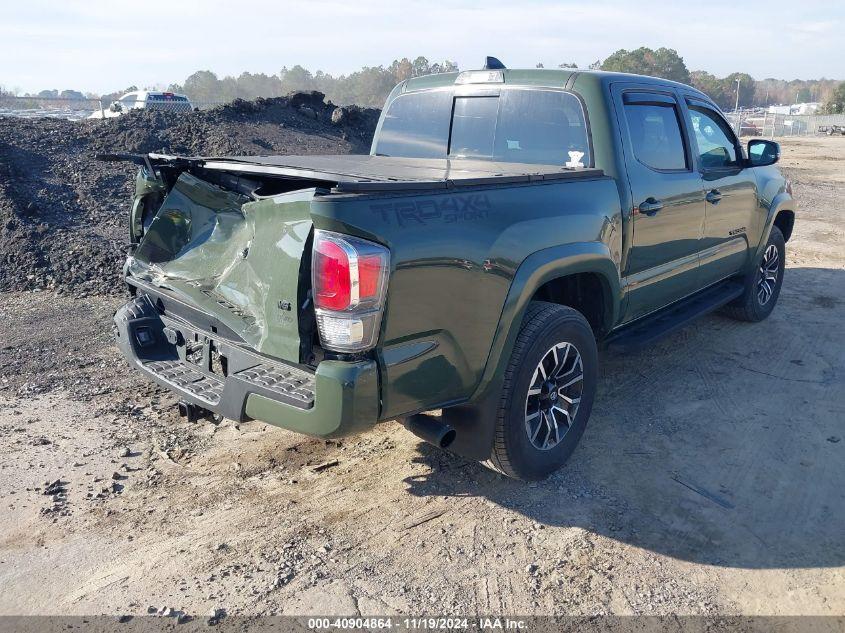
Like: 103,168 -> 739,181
3,0 -> 843,94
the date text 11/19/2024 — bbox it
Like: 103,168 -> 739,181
307,617 -> 528,630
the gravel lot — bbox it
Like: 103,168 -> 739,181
0,135 -> 842,620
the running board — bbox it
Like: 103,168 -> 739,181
606,281 -> 744,352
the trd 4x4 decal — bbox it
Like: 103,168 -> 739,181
369,194 -> 492,227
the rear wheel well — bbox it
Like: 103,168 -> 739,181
774,210 -> 794,242
531,273 -> 608,337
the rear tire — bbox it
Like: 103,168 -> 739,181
485,302 -> 598,481
723,226 -> 785,322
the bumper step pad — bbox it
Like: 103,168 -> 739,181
143,359 -> 224,405
115,294 -> 317,420
234,364 -> 315,408
141,357 -> 317,411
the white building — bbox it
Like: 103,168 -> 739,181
768,103 -> 820,116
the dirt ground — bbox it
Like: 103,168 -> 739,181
0,136 -> 843,620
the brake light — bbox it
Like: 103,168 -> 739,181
314,239 -> 351,310
312,230 -> 390,352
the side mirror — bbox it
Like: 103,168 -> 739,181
747,139 -> 780,167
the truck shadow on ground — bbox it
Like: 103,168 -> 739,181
402,267 -> 845,570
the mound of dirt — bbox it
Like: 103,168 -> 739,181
0,92 -> 380,296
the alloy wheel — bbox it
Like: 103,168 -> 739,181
524,342 -> 584,451
757,244 -> 780,305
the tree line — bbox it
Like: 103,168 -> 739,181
598,47 -> 842,113
166,57 -> 458,108
166,49 -> 844,114
4,50 -> 843,114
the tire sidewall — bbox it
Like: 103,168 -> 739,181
502,312 -> 598,480
750,226 -> 786,320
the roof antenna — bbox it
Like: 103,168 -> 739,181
483,56 -> 506,70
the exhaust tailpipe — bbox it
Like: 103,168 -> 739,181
402,413 -> 456,449
178,400 -> 213,423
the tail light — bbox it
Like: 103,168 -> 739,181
312,230 -> 390,353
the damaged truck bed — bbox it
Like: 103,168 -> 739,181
108,64 -> 793,480
109,149 -> 607,445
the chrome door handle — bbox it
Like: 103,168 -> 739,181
706,189 -> 723,204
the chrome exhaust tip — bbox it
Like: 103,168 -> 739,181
402,413 -> 456,449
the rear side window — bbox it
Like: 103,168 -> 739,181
623,100 -> 687,171
374,90 -> 452,158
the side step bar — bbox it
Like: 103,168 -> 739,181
606,281 -> 744,352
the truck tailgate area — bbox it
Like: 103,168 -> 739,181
126,171 -> 316,364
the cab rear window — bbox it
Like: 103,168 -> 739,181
373,90 -> 452,158
374,88 -> 591,166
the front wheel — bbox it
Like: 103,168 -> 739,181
723,226 -> 786,322
486,302 -> 598,481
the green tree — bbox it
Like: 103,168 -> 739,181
339,66 -> 397,107
722,72 -> 755,110
436,60 -> 459,74
822,82 -> 845,114
181,71 -> 223,104
389,58 -> 415,82
600,47 -> 690,84
233,72 -> 283,99
411,56 -> 432,77
690,70 -> 728,105
279,65 -> 316,94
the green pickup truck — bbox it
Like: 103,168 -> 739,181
111,61 -> 795,480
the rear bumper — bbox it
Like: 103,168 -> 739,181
114,295 -> 379,437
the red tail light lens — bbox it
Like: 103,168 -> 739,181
358,254 -> 384,301
311,230 -> 390,352
313,238 -> 351,310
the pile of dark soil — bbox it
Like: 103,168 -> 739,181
0,92 -> 379,296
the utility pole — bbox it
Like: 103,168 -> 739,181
734,77 -> 741,135
734,77 -> 741,112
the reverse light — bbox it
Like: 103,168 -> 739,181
312,230 -> 389,353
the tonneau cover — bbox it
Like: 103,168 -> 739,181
148,153 -> 605,192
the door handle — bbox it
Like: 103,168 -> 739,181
706,189 -> 723,204
638,197 -> 664,216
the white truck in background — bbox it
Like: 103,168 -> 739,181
89,91 -> 194,119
